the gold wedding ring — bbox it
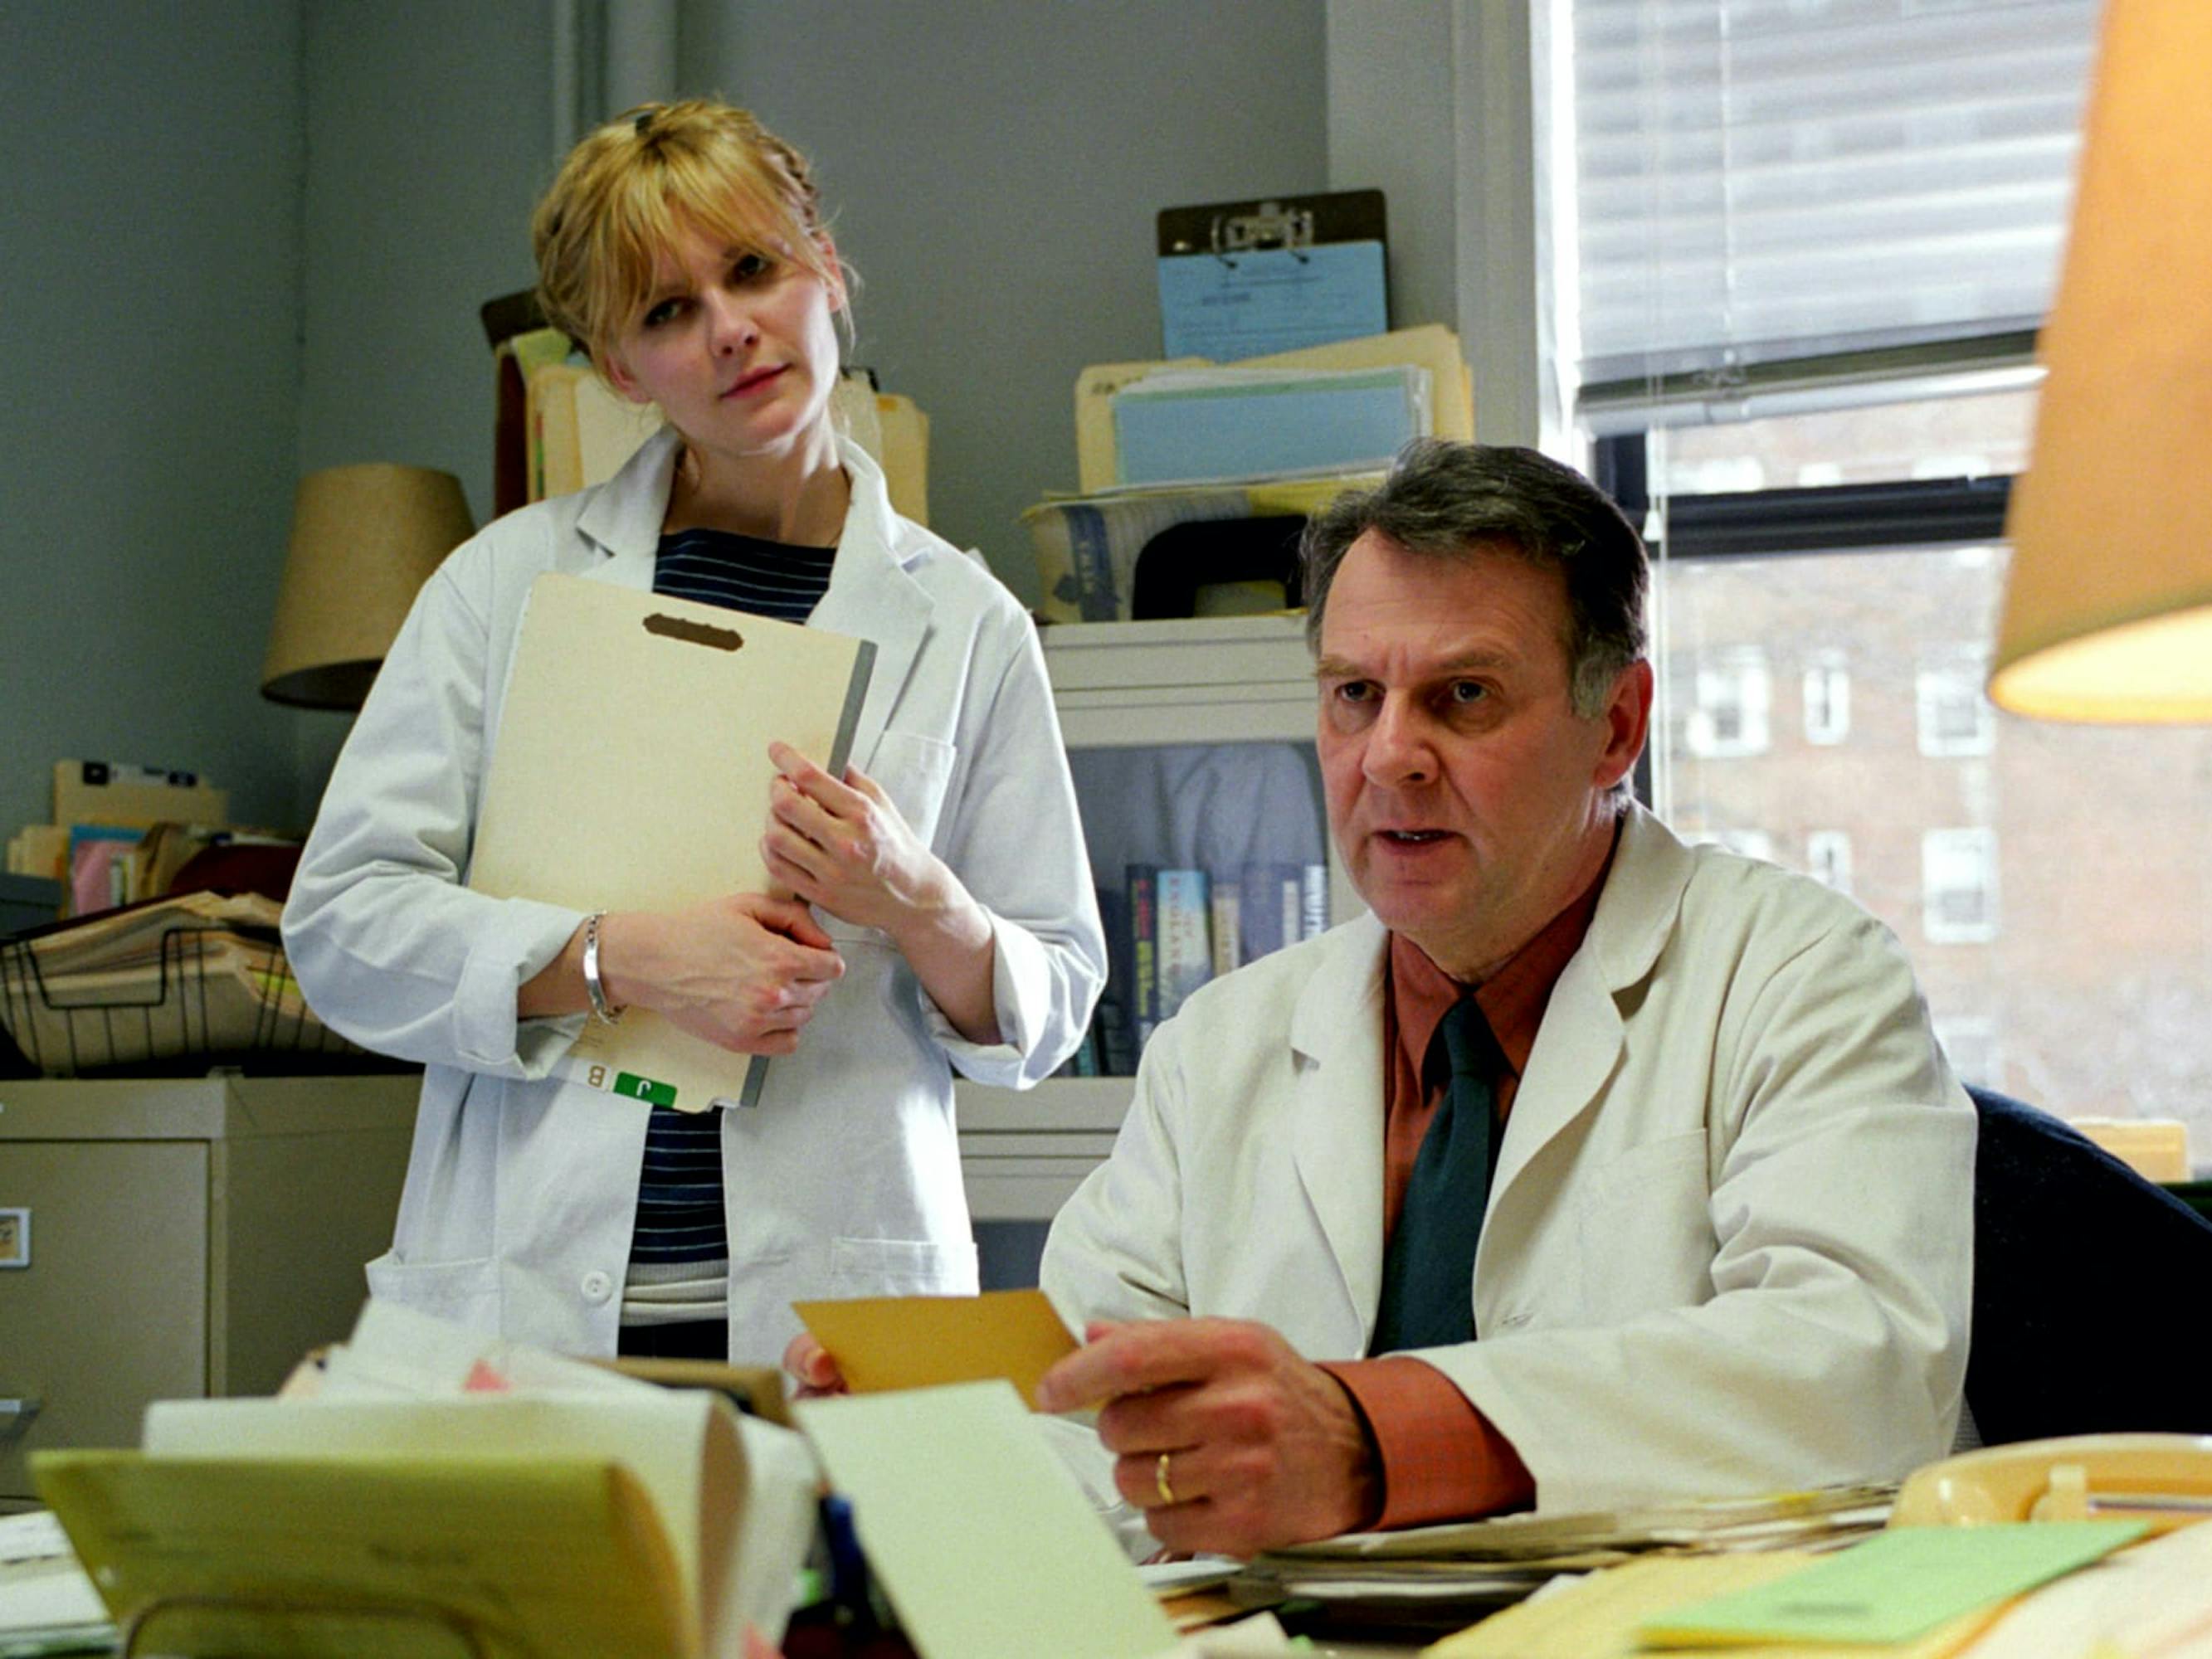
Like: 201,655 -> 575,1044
1155,1451 -> 1177,1506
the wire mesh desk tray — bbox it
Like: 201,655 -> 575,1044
0,917 -> 368,1078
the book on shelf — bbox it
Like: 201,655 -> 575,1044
1054,1021 -> 1103,1079
1239,861 -> 1328,962
1102,860 -> 1328,1068
1208,874 -> 1242,978
1154,868 -> 1212,1024
1125,864 -> 1159,1050
1090,884 -> 1136,1076
1300,863 -> 1328,941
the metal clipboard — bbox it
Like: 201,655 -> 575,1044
1155,189 -> 1390,360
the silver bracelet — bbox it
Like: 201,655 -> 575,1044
582,911 -> 621,1025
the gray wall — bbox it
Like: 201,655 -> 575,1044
0,0 -> 1341,846
297,0 -> 552,507
295,0 -> 1333,604
288,1 -> 555,808
0,2 -> 306,839
697,1 -> 1332,601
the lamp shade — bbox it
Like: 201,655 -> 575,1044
262,464 -> 475,709
1989,0 -> 2212,722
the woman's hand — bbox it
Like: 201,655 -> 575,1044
761,741 -> 952,938
597,896 -> 843,1055
760,742 -> 1001,1045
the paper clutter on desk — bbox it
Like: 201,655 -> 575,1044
1637,1520 -> 2146,1649
30,1300 -> 819,1659
1030,324 -> 1474,625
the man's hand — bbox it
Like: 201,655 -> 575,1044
1034,1318 -> 1380,1558
782,1331 -> 847,1400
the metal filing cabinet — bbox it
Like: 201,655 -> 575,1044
0,1072 -> 418,1504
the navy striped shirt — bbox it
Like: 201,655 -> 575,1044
629,527 -> 836,1280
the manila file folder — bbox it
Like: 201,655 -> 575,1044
32,1389 -> 759,1659
468,572 -> 875,1112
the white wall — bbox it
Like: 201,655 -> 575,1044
0,2 -> 307,839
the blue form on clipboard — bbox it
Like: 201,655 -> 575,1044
1158,241 -> 1388,361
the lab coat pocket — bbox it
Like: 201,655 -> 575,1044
1575,1131 -> 1713,1320
861,732 -> 956,849
829,1233 -> 978,1297
363,1250 -> 502,1331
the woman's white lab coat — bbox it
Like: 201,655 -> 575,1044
284,430 -> 1104,1363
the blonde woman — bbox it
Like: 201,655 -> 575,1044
285,101 -> 1104,1365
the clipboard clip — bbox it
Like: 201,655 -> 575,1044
1210,201 -> 1314,265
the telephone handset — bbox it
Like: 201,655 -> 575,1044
1893,1433 -> 2212,1534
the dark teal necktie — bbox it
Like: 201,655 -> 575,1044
1371,998 -> 1502,1354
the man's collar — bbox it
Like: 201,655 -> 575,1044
1391,820 -> 1620,1079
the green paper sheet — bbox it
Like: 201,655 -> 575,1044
1639,1520 -> 2146,1647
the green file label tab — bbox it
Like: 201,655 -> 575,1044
613,1073 -> 676,1108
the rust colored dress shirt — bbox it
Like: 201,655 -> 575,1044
1317,832 -> 1615,1529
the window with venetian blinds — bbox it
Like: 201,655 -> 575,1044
1560,0 -> 2099,424
1537,1 -> 2212,1150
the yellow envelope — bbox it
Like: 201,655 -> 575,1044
792,1288 -> 1078,1410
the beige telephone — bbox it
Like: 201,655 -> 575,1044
1893,1433 -> 2212,1534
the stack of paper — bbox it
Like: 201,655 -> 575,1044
30,1301 -> 821,1659
1028,324 -> 1475,622
0,1510 -> 111,1656
0,890 -> 364,1075
1428,1519 -> 2147,1658
1072,324 -> 1475,497
1242,1485 -> 1898,1629
1110,364 -> 1432,489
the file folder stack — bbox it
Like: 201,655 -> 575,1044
1028,324 -> 1475,624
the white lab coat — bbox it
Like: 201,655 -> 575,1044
1042,806 -> 1972,1530
285,430 -> 1105,1364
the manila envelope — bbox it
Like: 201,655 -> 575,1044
792,1288 -> 1079,1410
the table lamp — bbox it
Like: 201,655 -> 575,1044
1988,0 -> 2212,721
261,464 -> 475,710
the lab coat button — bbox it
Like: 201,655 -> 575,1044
580,1270 -> 613,1303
